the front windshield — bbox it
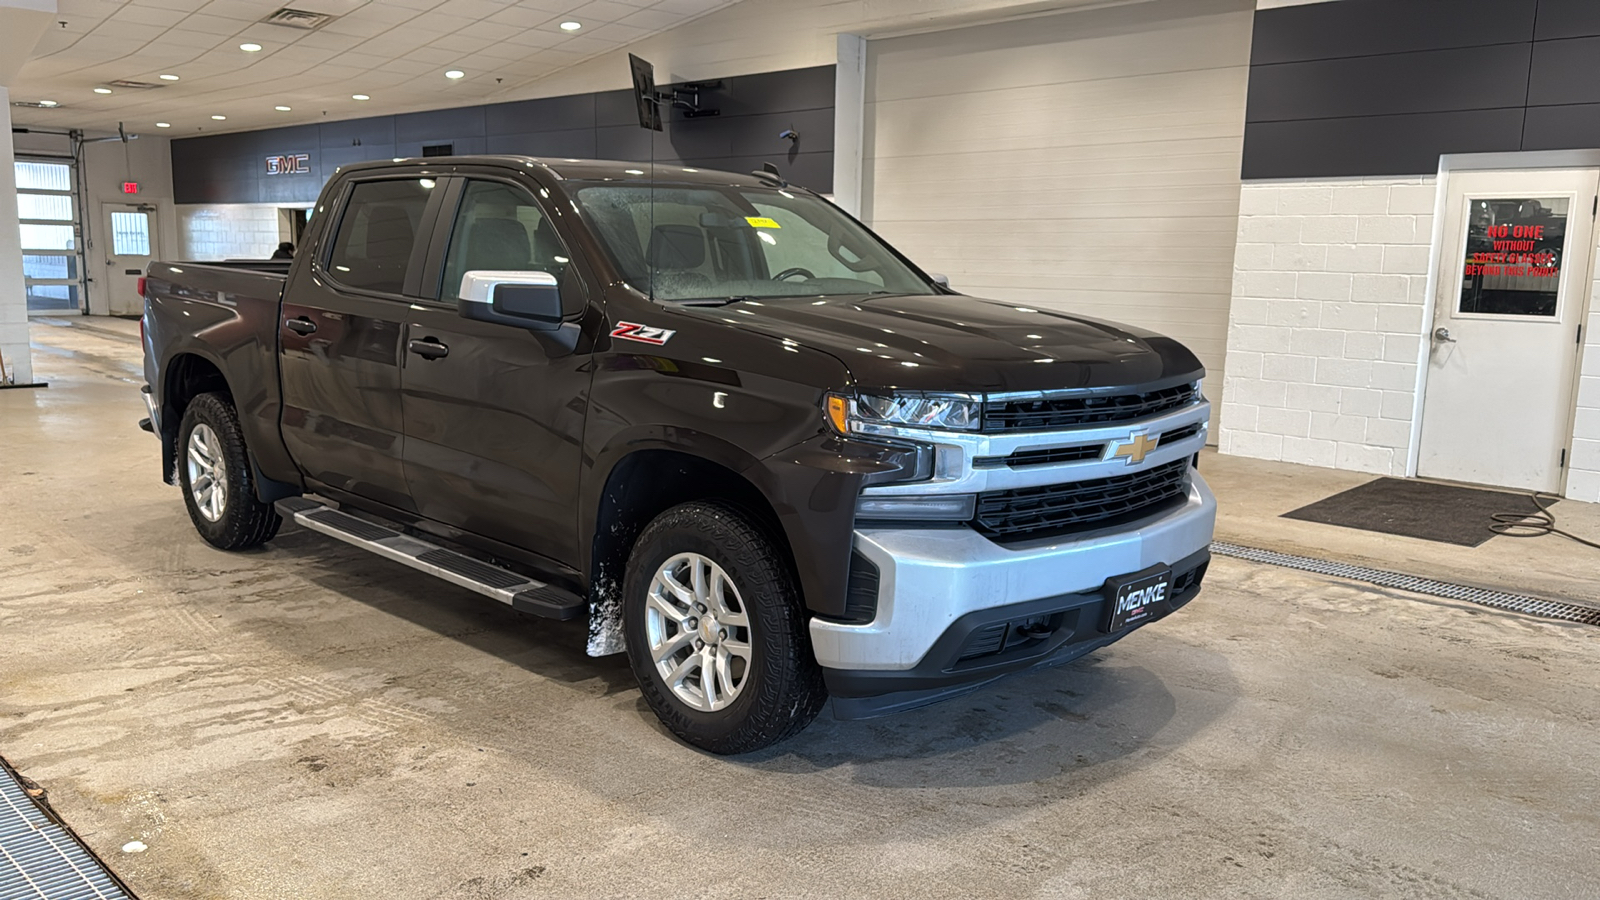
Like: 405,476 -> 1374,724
571,182 -> 936,301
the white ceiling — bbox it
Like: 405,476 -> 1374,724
9,0 -> 737,134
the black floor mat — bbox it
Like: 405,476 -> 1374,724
1281,477 -> 1543,547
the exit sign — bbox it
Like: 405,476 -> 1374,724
122,182 -> 139,194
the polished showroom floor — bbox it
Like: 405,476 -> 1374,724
3,318 -> 1597,899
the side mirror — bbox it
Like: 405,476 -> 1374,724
458,270 -> 563,330
929,272 -> 951,289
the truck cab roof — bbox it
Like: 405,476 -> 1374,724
333,155 -> 780,189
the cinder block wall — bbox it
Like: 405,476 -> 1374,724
1574,258 -> 1600,501
1218,176 -> 1436,476
177,206 -> 286,262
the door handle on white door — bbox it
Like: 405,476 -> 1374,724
1433,327 -> 1456,344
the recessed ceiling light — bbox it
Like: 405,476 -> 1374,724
445,69 -> 464,79
351,94 -> 369,101
239,42 -> 262,52
559,20 -> 581,31
38,100 -> 58,107
93,87 -> 112,94
275,105 -> 291,111
156,122 -> 171,128
211,114 -> 227,120
159,74 -> 180,81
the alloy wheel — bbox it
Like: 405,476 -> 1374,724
645,552 -> 753,712
186,423 -> 228,522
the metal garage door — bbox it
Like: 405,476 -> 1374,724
862,0 -> 1253,433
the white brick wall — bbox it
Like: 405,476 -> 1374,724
1219,176 -> 1436,476
1569,252 -> 1600,502
177,205 -> 287,262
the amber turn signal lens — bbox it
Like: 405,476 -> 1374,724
826,394 -> 850,434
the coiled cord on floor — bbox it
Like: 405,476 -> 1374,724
1489,492 -> 1600,550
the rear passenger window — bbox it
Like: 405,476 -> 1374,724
326,179 -> 434,295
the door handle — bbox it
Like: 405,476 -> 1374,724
408,338 -> 449,360
284,317 -> 317,335
1432,327 -> 1456,344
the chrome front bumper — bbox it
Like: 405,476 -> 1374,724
809,471 -> 1217,672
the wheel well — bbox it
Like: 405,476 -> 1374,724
165,354 -> 230,427
161,354 -> 230,480
588,450 -> 795,647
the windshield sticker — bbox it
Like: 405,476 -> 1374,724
745,216 -> 782,229
610,321 -> 677,346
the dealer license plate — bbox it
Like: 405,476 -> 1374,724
1104,567 -> 1172,633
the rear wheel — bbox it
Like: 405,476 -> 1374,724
177,392 -> 281,550
623,501 -> 827,754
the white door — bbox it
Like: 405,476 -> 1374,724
104,204 -> 158,316
1418,168 -> 1599,492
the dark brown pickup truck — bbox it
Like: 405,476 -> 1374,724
141,156 -> 1216,752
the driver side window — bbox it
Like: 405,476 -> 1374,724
441,180 -> 573,302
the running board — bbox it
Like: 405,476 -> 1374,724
274,497 -> 584,620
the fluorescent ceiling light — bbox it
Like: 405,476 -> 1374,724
211,114 -> 226,120
159,74 -> 180,81
352,94 -> 370,101
240,42 -> 262,52
559,20 -> 581,30
38,100 -> 58,107
445,70 -> 464,79
275,105 -> 291,111
93,87 -> 112,94
156,122 -> 171,128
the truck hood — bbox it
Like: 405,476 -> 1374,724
679,293 -> 1203,393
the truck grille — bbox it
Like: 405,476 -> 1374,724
983,383 -> 1197,433
974,459 -> 1190,543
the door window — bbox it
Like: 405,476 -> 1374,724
1458,197 -> 1568,317
326,179 -> 434,295
110,211 -> 151,256
440,180 -> 572,301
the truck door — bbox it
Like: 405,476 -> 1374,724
398,176 -> 594,566
279,176 -> 440,511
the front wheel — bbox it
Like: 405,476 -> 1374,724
623,501 -> 827,754
177,392 -> 282,551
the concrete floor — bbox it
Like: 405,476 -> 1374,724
3,317 -> 1599,900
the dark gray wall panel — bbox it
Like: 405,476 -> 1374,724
1534,0 -> 1600,40
484,95 -> 596,134
1250,0 -> 1533,65
484,128 -> 599,158
1244,0 -> 1600,179
1528,36 -> 1600,106
172,65 -> 834,203
1243,109 -> 1526,179
1247,43 -> 1531,122
394,106 -> 486,143
1523,103 -> 1600,150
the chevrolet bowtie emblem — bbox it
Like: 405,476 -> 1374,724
1112,433 -> 1158,465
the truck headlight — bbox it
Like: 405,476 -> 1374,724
825,391 -> 982,433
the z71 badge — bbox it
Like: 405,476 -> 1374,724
610,321 -> 677,346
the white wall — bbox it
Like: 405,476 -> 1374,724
862,0 -> 1254,429
1220,173 -> 1600,503
1571,255 -> 1600,501
1218,176 -> 1436,476
81,134 -> 177,315
0,86 -> 33,384
176,205 -> 287,261
514,0 -> 1165,96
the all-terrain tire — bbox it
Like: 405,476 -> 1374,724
623,501 -> 828,754
177,392 -> 282,551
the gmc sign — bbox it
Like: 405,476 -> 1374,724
266,153 -> 311,175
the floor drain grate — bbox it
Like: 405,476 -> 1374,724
0,758 -> 135,899
1211,542 -> 1600,627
